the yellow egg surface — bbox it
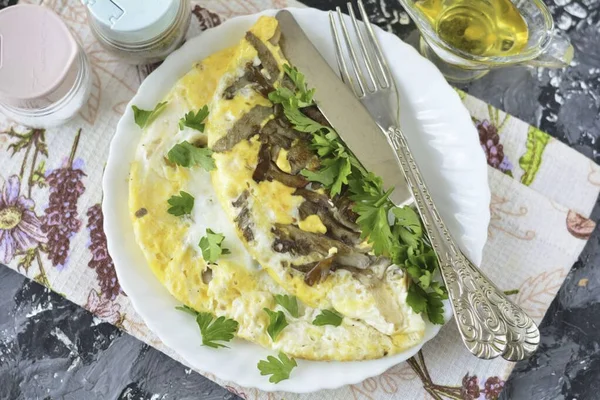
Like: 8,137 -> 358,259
129,16 -> 425,361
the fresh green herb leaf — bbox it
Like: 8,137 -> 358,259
392,206 -> 422,234
312,309 -> 343,326
406,283 -> 446,324
167,141 -> 215,170
274,294 -> 299,318
179,106 -> 209,132
406,284 -> 428,314
301,156 -> 351,197
284,105 -> 330,134
263,308 -> 288,341
196,312 -> 238,348
351,188 -> 395,257
310,130 -> 341,157
167,191 -> 194,216
175,304 -> 199,317
268,87 -> 296,105
132,101 -> 168,129
257,352 -> 297,383
199,228 -> 230,263
392,206 -> 423,247
283,64 -> 315,105
426,292 -> 446,325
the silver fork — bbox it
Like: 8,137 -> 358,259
330,0 -> 540,361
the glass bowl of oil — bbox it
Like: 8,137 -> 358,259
400,0 -> 574,81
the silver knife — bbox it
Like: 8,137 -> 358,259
275,10 -> 412,206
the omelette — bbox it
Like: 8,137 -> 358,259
129,16 -> 426,361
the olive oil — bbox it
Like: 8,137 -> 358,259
415,0 -> 529,56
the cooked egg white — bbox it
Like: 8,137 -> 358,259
129,16 -> 424,361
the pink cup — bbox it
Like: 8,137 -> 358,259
0,5 -> 91,127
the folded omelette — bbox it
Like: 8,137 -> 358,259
129,16 -> 426,361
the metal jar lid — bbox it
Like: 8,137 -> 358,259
83,0 -> 180,44
0,5 -> 80,109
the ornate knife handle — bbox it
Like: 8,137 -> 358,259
385,126 -> 540,361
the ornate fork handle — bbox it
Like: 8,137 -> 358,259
385,126 -> 540,360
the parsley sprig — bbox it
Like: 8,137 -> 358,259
175,306 -> 238,348
263,308 -> 288,341
167,141 -> 215,170
167,191 -> 194,216
270,65 -> 447,324
179,105 -> 209,132
312,309 -> 343,327
196,312 -> 238,348
132,101 -> 168,129
274,294 -> 299,318
199,228 -> 230,263
257,352 -> 297,383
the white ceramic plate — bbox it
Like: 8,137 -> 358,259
103,7 -> 490,393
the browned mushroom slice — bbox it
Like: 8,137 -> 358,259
268,164 -> 308,187
305,257 -> 336,286
271,224 -> 374,269
245,64 -> 275,97
253,136 -> 308,188
254,160 -> 308,188
245,31 -> 279,84
295,188 -> 360,233
223,75 -> 252,100
211,105 -> 272,152
333,194 -> 360,225
272,224 -> 333,256
232,190 -> 254,242
224,63 -> 275,99
252,140 -> 272,182
301,105 -> 331,127
261,119 -> 295,149
298,200 -> 361,245
262,117 -> 302,141
287,140 -> 317,175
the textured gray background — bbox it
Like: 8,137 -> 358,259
1,0 -> 599,398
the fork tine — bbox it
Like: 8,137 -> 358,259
329,11 -> 356,93
357,0 -> 392,88
347,2 -> 377,91
336,6 -> 367,97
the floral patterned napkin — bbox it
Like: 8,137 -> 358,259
1,1 -> 598,399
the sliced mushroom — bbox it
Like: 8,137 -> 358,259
301,105 -> 331,127
245,31 -> 279,85
232,190 -> 254,242
299,200 -> 361,245
211,105 -> 272,152
235,207 -> 254,242
272,224 -> 374,268
295,188 -> 360,233
305,257 -> 336,286
223,75 -> 252,100
272,224 -> 334,257
333,194 -> 360,225
253,133 -> 308,188
201,267 -> 213,284
267,164 -> 308,187
224,63 -> 275,99
252,140 -> 272,182
262,117 -> 301,141
287,140 -> 317,175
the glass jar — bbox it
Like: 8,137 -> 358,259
0,5 -> 92,128
84,0 -> 192,65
